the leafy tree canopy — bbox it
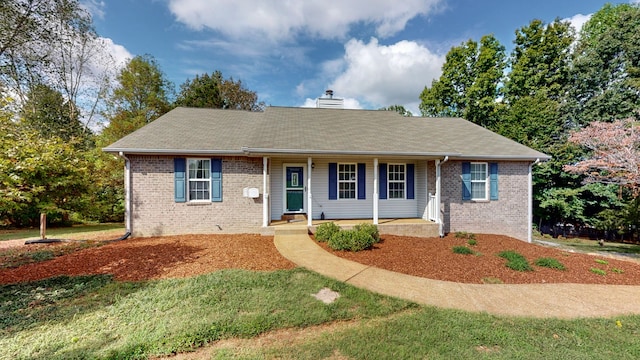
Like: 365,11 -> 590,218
379,105 -> 413,117
419,34 -> 505,129
175,70 -> 264,111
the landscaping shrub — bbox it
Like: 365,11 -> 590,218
353,223 -> 380,243
590,268 -> 607,276
498,250 -> 533,272
328,229 -> 375,252
452,246 -> 474,255
467,239 -> 477,246
315,222 -> 341,242
534,257 -> 566,270
455,231 -> 476,241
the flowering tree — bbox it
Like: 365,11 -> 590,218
564,118 -> 640,195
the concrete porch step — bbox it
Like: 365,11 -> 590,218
281,213 -> 307,222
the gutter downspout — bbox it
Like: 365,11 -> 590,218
118,152 -> 132,238
528,158 -> 541,243
435,156 -> 449,237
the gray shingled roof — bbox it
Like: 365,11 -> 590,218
103,106 -> 550,160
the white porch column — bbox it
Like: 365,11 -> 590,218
262,157 -> 269,227
435,159 -> 443,237
307,157 -> 313,227
373,158 -> 379,225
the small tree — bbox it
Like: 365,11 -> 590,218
564,118 -> 640,195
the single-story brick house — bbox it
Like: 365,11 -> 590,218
103,98 -> 549,242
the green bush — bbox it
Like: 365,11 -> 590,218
353,223 -> 380,243
498,250 -> 533,272
534,257 -> 566,270
452,246 -> 474,255
328,229 -> 376,252
467,239 -> 477,246
315,222 -> 341,242
590,268 -> 606,276
455,231 -> 476,240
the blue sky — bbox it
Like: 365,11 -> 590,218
85,0 -> 635,114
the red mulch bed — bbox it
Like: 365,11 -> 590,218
0,234 -> 295,285
2,233 -> 640,285
317,234 -> 640,285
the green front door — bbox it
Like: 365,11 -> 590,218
285,166 -> 304,212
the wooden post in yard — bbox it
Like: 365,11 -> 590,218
40,213 -> 46,239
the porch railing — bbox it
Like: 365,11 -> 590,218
428,193 -> 437,222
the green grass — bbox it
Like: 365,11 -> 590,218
453,246 -> 474,255
0,269 -> 413,359
3,269 -> 640,359
0,223 -> 124,241
591,268 -> 607,276
534,257 -> 566,270
251,308 -> 640,359
535,236 -> 640,256
498,250 -> 533,272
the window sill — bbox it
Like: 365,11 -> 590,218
186,202 -> 212,206
469,199 -> 490,203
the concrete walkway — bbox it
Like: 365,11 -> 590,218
274,226 -> 640,319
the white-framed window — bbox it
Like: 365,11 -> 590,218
338,163 -> 357,199
188,159 -> 211,201
470,162 -> 488,200
388,164 -> 405,199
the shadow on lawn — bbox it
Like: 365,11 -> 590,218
0,275 -> 143,336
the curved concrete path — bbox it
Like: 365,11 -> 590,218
274,227 -> 640,319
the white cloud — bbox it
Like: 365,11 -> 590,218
81,0 -> 106,20
167,0 -> 442,41
327,38 -> 444,111
565,13 -> 591,34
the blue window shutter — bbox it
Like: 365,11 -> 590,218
462,162 -> 471,200
174,158 -> 186,202
357,163 -> 366,200
328,163 -> 337,200
407,164 -> 415,199
490,162 -> 499,200
379,163 -> 387,200
211,158 -> 222,202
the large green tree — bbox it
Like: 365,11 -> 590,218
100,54 -> 173,145
0,97 -> 91,226
175,70 -> 264,111
19,83 -> 87,144
420,35 -> 505,129
563,3 -> 640,127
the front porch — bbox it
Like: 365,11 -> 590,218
269,218 -> 439,238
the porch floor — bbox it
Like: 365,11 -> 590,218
270,218 -> 440,238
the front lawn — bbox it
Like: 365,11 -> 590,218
2,270 -> 640,359
0,223 -> 124,242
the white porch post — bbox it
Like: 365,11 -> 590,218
307,157 -> 313,227
373,158 -> 379,225
262,156 -> 269,227
435,158 -> 444,237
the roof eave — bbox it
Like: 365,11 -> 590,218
243,148 -> 461,157
450,154 -> 552,161
102,148 -> 246,156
